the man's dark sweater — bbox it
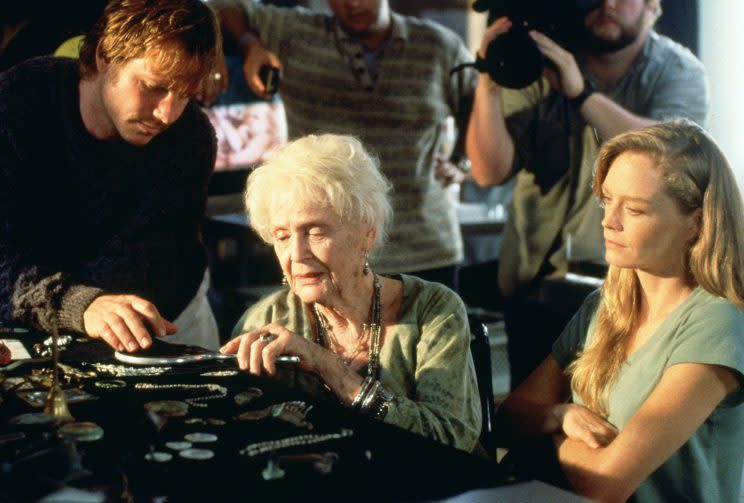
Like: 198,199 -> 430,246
0,57 -> 217,333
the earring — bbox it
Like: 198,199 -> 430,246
362,252 -> 370,276
282,275 -> 288,286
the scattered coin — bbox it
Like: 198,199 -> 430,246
179,448 -> 214,460
145,451 -> 173,463
58,421 -> 104,442
165,441 -> 192,451
184,432 -> 218,443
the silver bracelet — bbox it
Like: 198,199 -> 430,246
360,380 -> 381,413
368,384 -> 394,421
351,375 -> 374,411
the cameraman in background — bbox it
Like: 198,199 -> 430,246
464,0 -> 709,388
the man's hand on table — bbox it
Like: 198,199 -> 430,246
83,294 -> 177,352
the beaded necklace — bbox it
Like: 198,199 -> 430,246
312,274 -> 381,378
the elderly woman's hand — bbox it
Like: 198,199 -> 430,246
220,323 -> 322,376
550,403 -> 619,449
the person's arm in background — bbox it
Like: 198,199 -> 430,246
465,17 -> 516,187
528,29 -> 709,141
528,30 -> 656,140
209,0 -> 283,99
435,25 -> 480,188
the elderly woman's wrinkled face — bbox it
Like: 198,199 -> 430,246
271,204 -> 374,305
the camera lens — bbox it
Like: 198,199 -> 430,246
484,30 -> 543,88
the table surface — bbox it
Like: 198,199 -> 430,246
1,334 -> 508,502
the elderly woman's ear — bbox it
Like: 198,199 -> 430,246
365,225 -> 377,250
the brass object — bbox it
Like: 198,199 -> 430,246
43,310 -> 74,424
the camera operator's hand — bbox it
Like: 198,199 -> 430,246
528,30 -> 584,99
242,38 -> 282,100
478,17 -> 513,85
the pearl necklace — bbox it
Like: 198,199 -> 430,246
134,383 -> 227,408
92,363 -> 171,377
312,274 -> 381,377
239,428 -> 354,457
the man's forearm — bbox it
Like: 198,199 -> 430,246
214,5 -> 252,47
579,92 -> 658,141
465,78 -> 515,187
9,268 -> 103,333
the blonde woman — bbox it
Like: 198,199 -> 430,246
499,119 -> 744,503
220,134 -> 481,451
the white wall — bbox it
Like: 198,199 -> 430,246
699,0 -> 744,189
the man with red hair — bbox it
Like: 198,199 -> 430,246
0,0 -> 223,351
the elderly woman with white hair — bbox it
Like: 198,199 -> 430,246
220,134 -> 482,451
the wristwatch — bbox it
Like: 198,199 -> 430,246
569,79 -> 597,110
451,154 -> 472,174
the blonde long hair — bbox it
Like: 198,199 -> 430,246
569,119 -> 744,415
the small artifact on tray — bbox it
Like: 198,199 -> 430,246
184,417 -> 225,426
179,448 -> 214,460
200,369 -> 239,377
8,412 -> 55,426
17,388 -> 98,408
234,401 -> 313,429
184,432 -> 218,443
144,400 -> 189,418
58,421 -> 104,442
262,456 -> 286,481
93,379 -> 127,389
145,451 -> 173,463
165,441 -> 192,451
278,451 -> 339,475
234,387 -> 263,405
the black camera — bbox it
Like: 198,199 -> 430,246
259,64 -> 280,95
472,0 -> 602,88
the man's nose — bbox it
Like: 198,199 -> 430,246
154,92 -> 187,125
